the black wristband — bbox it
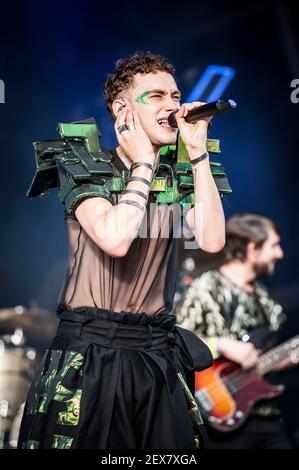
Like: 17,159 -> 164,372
118,199 -> 145,212
190,151 -> 209,165
130,162 -> 155,172
121,189 -> 148,200
127,176 -> 152,187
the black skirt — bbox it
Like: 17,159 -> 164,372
18,306 -> 212,449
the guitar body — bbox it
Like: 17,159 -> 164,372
194,359 -> 285,432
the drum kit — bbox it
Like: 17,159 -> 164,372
0,305 -> 57,448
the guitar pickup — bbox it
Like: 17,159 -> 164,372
194,389 -> 214,412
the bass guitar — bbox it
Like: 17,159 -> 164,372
194,335 -> 299,432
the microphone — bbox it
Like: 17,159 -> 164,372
168,99 -> 237,128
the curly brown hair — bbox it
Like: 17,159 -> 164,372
222,213 -> 280,263
103,51 -> 176,117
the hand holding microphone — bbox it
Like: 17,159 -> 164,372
168,99 -> 237,128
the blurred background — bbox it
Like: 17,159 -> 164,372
0,0 -> 298,448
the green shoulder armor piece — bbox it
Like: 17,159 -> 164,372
158,136 -> 232,207
27,117 -> 232,217
27,118 -> 122,217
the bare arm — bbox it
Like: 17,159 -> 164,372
185,155 -> 225,253
75,164 -> 154,257
76,107 -> 156,257
176,102 -> 225,252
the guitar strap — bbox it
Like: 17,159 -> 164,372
163,348 -> 210,449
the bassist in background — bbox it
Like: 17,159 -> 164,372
176,213 -> 292,448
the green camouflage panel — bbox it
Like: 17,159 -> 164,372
22,349 -> 85,449
52,435 -> 74,449
27,349 -> 84,419
56,386 -> 82,426
25,440 -> 40,449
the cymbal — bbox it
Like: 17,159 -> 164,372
0,306 -> 57,342
0,305 -> 52,321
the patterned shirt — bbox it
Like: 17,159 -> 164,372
176,269 -> 285,353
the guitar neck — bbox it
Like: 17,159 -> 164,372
256,335 -> 299,375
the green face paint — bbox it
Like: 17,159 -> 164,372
135,91 -> 151,104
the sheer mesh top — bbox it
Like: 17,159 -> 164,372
58,150 -> 180,315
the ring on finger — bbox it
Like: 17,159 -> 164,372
117,124 -> 129,133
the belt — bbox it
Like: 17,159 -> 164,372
55,304 -> 213,372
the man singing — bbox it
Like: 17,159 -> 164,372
19,51 -> 225,449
